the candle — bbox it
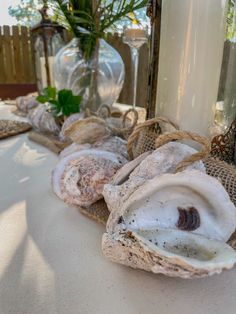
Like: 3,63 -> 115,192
156,0 -> 228,139
40,56 -> 55,88
124,28 -> 146,38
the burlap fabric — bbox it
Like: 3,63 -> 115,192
127,117 -> 179,159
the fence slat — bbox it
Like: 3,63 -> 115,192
12,25 -> 23,83
0,26 -> 149,106
0,27 -> 6,84
21,26 -> 32,83
3,25 -> 15,83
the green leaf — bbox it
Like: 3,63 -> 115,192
36,95 -> 49,104
58,89 -> 82,116
43,86 -> 57,100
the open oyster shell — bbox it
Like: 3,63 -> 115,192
102,170 -> 236,278
102,229 -> 236,279
52,149 -> 127,207
103,142 -> 205,212
63,117 -> 110,144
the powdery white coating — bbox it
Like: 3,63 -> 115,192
102,229 -> 236,279
103,142 -> 205,211
107,170 -> 236,242
27,104 -> 60,136
59,136 -> 128,160
52,149 -> 127,207
102,170 -> 236,278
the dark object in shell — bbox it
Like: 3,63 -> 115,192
177,207 -> 201,231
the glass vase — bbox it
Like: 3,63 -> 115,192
54,38 -> 82,91
54,37 -> 125,113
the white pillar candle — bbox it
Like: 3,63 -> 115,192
156,0 -> 228,138
40,56 -> 55,89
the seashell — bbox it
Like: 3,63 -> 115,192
63,117 -> 110,144
59,136 -> 128,160
52,149 -> 127,207
102,170 -> 236,278
59,112 -> 84,141
16,96 -> 39,113
59,142 -> 92,159
102,228 -> 236,279
103,142 -> 205,212
27,104 -> 60,136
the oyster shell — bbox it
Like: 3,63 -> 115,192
27,104 -> 60,136
103,142 -> 205,212
63,117 -> 110,144
59,112 -> 84,141
102,170 -> 236,278
52,149 -> 127,207
16,95 -> 39,113
102,229 -> 236,279
59,136 -> 128,160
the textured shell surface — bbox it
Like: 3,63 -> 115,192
27,104 -> 60,136
102,170 -> 236,278
59,136 -> 128,160
63,117 -> 110,144
102,229 -> 236,279
107,170 -> 236,242
52,149 -> 127,207
103,142 -> 205,211
16,96 -> 39,113
59,112 -> 84,141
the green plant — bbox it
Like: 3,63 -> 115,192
54,0 -> 148,59
37,86 -> 82,116
227,0 -> 236,40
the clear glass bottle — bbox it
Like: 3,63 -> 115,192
54,38 -> 82,91
54,38 -> 125,113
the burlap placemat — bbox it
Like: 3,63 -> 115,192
78,199 -> 110,225
0,120 -> 32,139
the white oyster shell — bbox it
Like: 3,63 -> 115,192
59,136 -> 128,160
107,170 -> 236,242
59,112 -> 84,141
63,117 -> 110,144
16,95 -> 39,113
102,170 -> 236,278
102,229 -> 236,279
52,149 -> 127,207
103,142 -> 205,211
27,104 -> 60,135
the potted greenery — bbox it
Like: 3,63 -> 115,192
53,0 -> 148,112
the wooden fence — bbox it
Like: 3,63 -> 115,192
0,25 -> 149,106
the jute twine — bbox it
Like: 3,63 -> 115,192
86,105 -> 138,140
127,117 -> 179,159
155,131 -> 211,173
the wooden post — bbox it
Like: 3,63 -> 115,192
146,0 -> 162,118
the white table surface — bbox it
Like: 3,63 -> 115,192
1,105 -> 236,314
